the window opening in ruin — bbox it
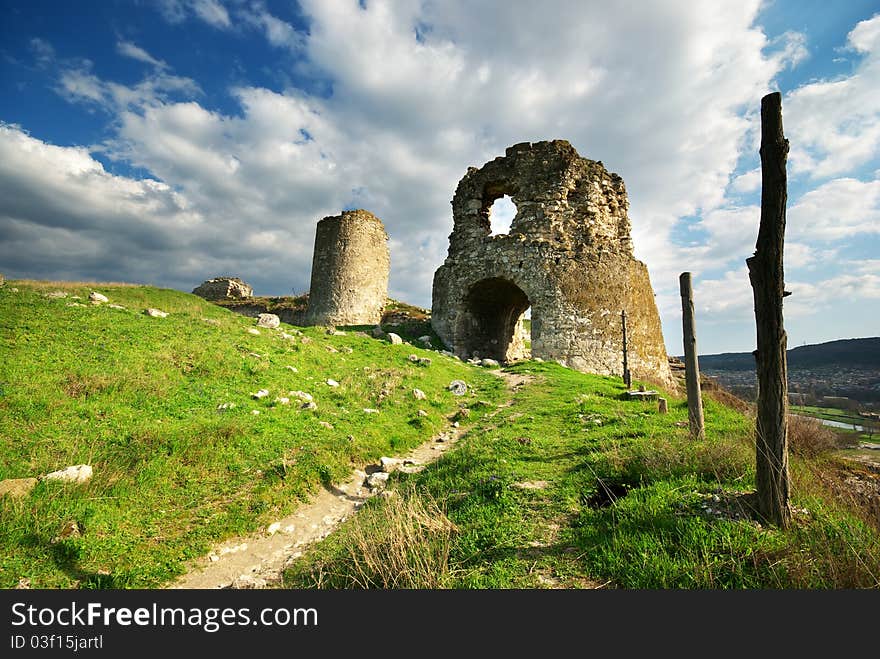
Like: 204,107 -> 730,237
489,195 -> 517,236
462,277 -> 531,363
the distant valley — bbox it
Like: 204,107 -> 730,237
692,337 -> 880,407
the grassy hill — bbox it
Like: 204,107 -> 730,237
0,280 -> 504,587
697,337 -> 880,371
2,280 -> 879,589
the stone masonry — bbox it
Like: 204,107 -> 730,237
192,277 -> 253,301
305,209 -> 390,326
431,140 -> 674,387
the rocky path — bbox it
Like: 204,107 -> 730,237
171,369 -> 531,589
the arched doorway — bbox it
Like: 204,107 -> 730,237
459,277 -> 531,362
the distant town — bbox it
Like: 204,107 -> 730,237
694,337 -> 880,413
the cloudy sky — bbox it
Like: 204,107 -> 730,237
1,0 -> 878,355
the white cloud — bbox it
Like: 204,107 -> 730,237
117,41 -> 167,69
57,62 -> 201,114
240,3 -> 306,52
730,168 -> 761,193
784,14 -> 880,178
788,177 -> 880,241
158,0 -> 230,29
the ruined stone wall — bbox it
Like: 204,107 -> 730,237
192,277 -> 253,301
305,209 -> 390,326
432,140 -> 673,387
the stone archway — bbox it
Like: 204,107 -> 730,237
458,277 -> 531,362
431,140 -> 675,387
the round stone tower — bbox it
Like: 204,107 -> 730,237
305,209 -> 390,326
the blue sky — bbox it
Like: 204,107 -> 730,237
1,0 -> 878,355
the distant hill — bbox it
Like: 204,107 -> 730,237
695,337 -> 880,371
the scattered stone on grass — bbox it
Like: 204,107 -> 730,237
289,391 -> 313,402
0,478 -> 39,498
43,464 -> 93,484
251,389 -> 270,399
144,308 -> 168,318
89,292 -> 108,303
363,408 -> 380,414
326,379 -> 339,387
449,380 -> 468,395
247,328 -> 261,335
387,332 -> 403,345
366,472 -> 390,489
319,421 -> 334,430
413,388 -> 427,400
256,313 -> 280,329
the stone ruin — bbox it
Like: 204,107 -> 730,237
431,140 -> 674,387
192,276 -> 253,301
304,209 -> 390,326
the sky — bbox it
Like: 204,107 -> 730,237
1,0 -> 878,356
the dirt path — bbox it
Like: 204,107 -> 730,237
171,369 -> 531,589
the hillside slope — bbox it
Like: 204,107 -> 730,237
697,337 -> 880,371
0,281 -> 504,588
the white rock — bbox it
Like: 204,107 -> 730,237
284,365 -> 299,372
251,389 -> 270,399
417,409 -> 429,417
449,380 -> 468,396
247,328 -> 261,335
217,402 -> 236,410
380,457 -> 402,473
251,410 -> 260,416
363,408 -> 380,414
413,388 -> 427,400
144,308 -> 168,318
46,291 -> 68,299
274,397 -> 290,405
266,522 -> 281,535
43,464 -> 93,484
301,401 -> 318,411
318,421 -> 334,429
89,292 -> 109,303
408,354 -> 420,363
326,379 -> 339,387
289,391 -> 313,402
257,313 -> 280,329
387,332 -> 403,345
107,304 -> 126,310
481,358 -> 501,367
366,472 -> 390,488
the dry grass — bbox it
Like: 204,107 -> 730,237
288,486 -> 458,589
788,414 -> 839,458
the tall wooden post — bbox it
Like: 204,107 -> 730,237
679,272 -> 705,440
621,310 -> 631,388
746,91 -> 792,528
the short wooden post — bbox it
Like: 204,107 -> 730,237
621,310 -> 631,388
658,397 -> 668,414
746,91 -> 792,528
679,272 -> 705,440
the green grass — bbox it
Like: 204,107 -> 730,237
285,362 -> 880,589
791,405 -> 865,426
0,281 -> 504,588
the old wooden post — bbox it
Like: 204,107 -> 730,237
746,91 -> 792,528
679,272 -> 705,440
621,310 -> 631,388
